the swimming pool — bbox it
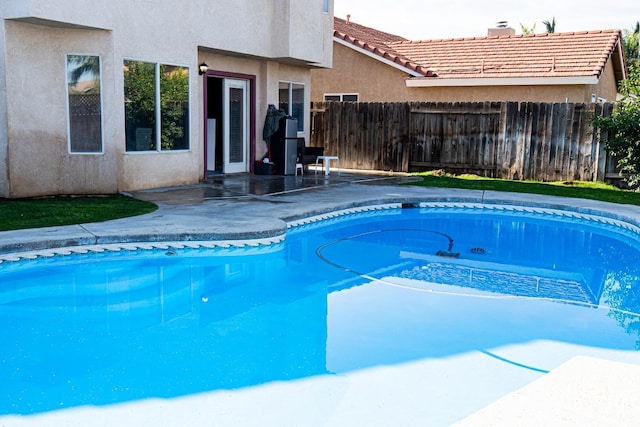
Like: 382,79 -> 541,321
2,203 -> 640,425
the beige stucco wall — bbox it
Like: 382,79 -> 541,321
311,41 -> 619,103
590,60 -> 618,102
311,43 -> 414,102
0,20 -> 8,196
0,0 -> 333,197
4,21 -> 119,197
2,0 -> 333,68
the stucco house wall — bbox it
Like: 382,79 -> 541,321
0,0 -> 333,198
311,42 -> 621,103
311,42 -> 414,102
591,60 -> 619,102
0,24 -> 9,197
4,21 -> 118,196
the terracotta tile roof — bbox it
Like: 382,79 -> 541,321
334,17 -> 624,82
333,17 -> 435,77
391,30 -> 623,80
334,16 -> 407,45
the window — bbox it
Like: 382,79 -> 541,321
324,93 -> 359,102
279,81 -> 305,132
124,60 -> 190,152
67,55 -> 103,153
323,0 -> 329,13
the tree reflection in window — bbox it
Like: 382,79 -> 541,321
124,60 -> 189,152
160,65 -> 189,150
67,55 -> 102,153
279,81 -> 305,132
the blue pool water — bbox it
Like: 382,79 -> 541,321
1,205 -> 640,418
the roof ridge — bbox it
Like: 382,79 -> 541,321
391,29 -> 622,45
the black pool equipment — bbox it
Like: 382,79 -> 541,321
316,228 -> 462,274
435,235 -> 459,258
269,116 -> 299,175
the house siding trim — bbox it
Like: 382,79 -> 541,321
406,76 -> 600,88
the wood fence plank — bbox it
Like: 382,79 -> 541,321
560,103 -> 571,181
593,103 -> 607,181
527,102 -> 540,180
577,105 -> 590,180
569,104 -> 583,181
521,103 -> 534,180
547,103 -> 562,181
532,103 -> 548,180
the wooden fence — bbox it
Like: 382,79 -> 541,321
309,101 -> 616,182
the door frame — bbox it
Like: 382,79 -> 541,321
202,70 -> 256,178
222,78 -> 248,174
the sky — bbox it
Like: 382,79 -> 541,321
334,0 -> 640,40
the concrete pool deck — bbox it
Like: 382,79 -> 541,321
2,171 -> 640,258
455,355 -> 640,426
2,171 -> 640,426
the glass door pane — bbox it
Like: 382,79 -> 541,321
223,79 -> 248,173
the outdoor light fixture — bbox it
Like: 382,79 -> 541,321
198,62 -> 208,75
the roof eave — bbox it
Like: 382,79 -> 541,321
612,36 -> 628,83
334,36 -> 425,77
405,76 -> 600,87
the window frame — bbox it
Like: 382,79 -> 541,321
66,54 -> 104,154
123,58 -> 191,153
279,81 -> 306,134
323,93 -> 359,102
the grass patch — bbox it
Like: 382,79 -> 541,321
408,171 -> 640,206
0,194 -> 158,232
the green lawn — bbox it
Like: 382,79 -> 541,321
0,195 -> 158,232
407,172 -> 640,206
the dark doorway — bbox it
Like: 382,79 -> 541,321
205,76 -> 223,174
